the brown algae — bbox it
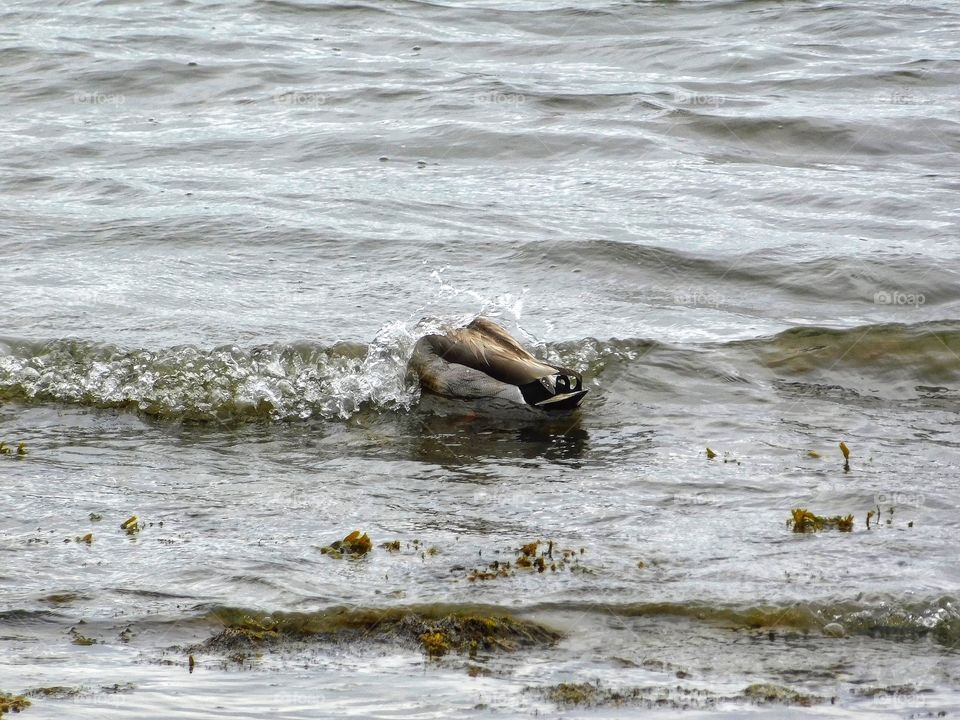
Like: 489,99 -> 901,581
24,687 -> 81,699
320,530 -> 373,558
0,692 -> 30,716
418,631 -> 449,658
193,605 -> 561,661
532,681 -> 822,710
120,515 -> 141,535
69,626 -> 97,646
839,440 -> 851,471
788,508 -> 854,533
743,683 -> 821,706
467,540 -> 584,581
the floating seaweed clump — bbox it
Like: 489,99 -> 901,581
192,605 -> 560,661
0,441 -> 29,457
529,682 -> 722,710
121,515 -> 142,535
743,683 -> 821,706
467,540 -> 585,581
320,530 -> 372,558
545,682 -> 602,706
418,631 -> 449,657
69,625 -> 97,646
787,508 -> 854,533
0,691 -> 30,716
530,681 -> 822,710
25,687 -> 82,699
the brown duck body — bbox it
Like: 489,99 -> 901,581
409,318 -> 587,410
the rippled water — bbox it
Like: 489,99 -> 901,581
2,0 -> 960,717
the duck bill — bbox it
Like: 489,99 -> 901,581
533,390 -> 587,410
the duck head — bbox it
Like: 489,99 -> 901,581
518,367 -> 587,410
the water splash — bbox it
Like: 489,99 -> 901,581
428,265 -> 533,342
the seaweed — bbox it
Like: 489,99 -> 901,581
546,683 -> 600,705
787,509 -> 854,533
419,631 -> 449,657
1,441 -> 29,458
192,606 -> 560,661
529,681 -> 726,710
24,687 -> 81,699
519,541 -> 539,557
705,447 -> 717,460
466,540 -> 585,582
531,680 -> 825,710
743,683 -> 821,706
0,692 -> 30,717
320,530 -> 372,558
69,626 -> 97,646
839,441 -> 850,471
120,515 -> 140,535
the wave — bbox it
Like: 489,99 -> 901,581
14,595 -> 952,648
733,320 -> 960,383
536,595 -> 960,645
0,325 -> 418,423
1,320 -> 958,422
192,595 -> 959,644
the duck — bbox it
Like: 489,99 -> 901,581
408,317 -> 587,410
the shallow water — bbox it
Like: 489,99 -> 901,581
2,0 -> 960,717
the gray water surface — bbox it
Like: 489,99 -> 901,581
2,0 -> 960,717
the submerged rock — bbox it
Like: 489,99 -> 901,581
822,622 -> 845,637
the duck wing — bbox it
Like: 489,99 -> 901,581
421,321 -> 558,387
465,317 -> 536,359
